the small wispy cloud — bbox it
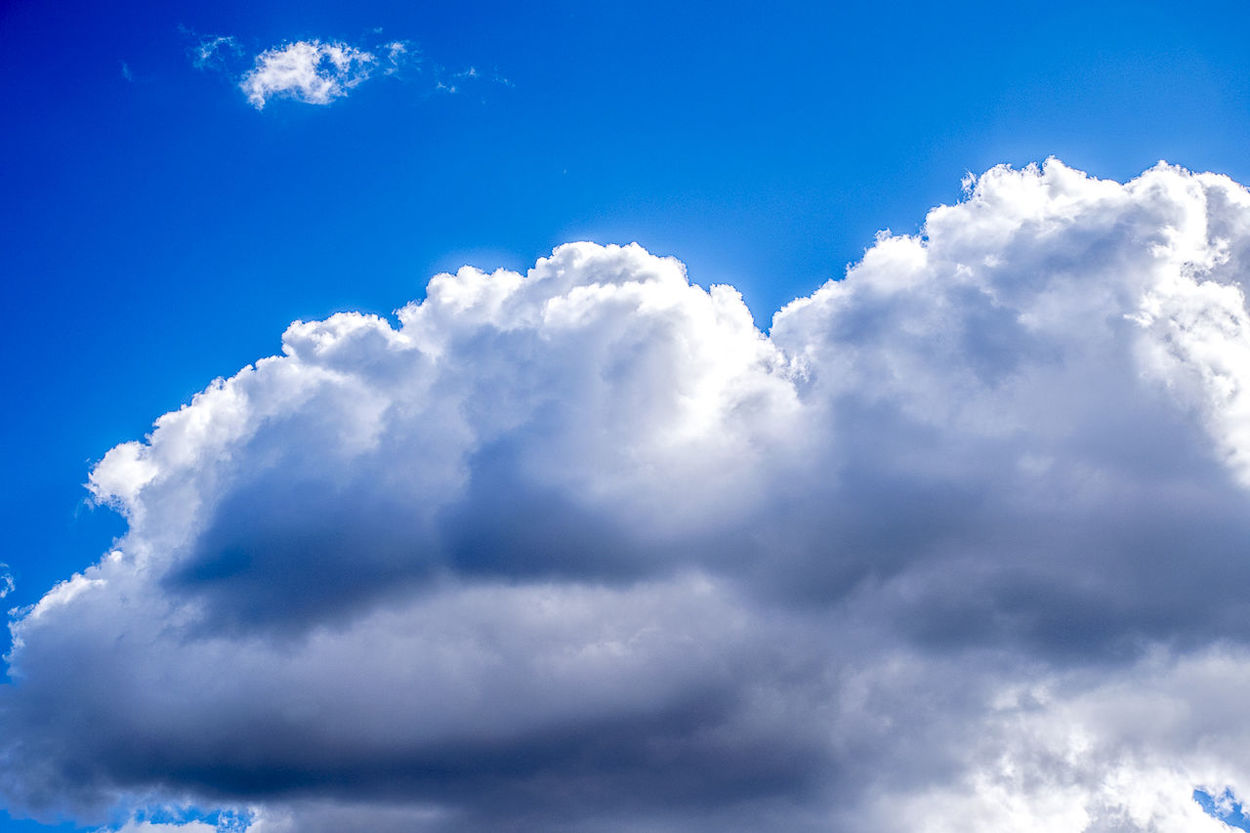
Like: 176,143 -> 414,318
0,563 -> 13,600
183,29 -> 507,110
436,65 -> 513,95
120,61 -> 133,82
240,40 -> 377,109
189,33 -> 241,71
383,40 -> 408,72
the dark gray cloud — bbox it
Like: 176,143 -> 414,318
5,161 -> 1250,831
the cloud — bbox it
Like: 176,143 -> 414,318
104,821 -> 217,833
187,31 -> 502,110
0,564 -> 11,599
239,41 -> 377,110
189,34 -> 241,71
7,160 -> 1250,831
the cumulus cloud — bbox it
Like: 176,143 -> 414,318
239,41 -> 377,109
6,160 -> 1250,831
186,31 -> 503,110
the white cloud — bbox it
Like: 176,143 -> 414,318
186,33 -> 501,109
383,41 -> 408,74
190,34 -> 240,71
103,821 -> 217,833
6,161 -> 1250,831
0,563 -> 11,599
239,40 -> 376,109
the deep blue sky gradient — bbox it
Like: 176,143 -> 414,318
4,2 -> 1250,828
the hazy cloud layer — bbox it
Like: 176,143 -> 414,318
6,161 -> 1250,831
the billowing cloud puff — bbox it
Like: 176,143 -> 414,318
239,40 -> 378,109
6,160 -> 1250,832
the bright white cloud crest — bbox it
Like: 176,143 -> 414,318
6,160 -> 1250,832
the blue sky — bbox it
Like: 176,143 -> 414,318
6,1 -> 1250,831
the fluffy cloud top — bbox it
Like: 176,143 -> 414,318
239,41 -> 377,109
6,160 -> 1250,832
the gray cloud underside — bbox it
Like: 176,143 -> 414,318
5,161 -> 1250,832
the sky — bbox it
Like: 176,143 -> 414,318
6,1 -> 1250,831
